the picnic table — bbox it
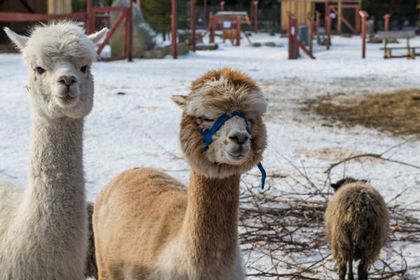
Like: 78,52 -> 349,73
213,11 -> 252,45
377,31 -> 418,59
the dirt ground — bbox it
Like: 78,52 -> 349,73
304,90 -> 420,137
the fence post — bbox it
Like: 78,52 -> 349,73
384,13 -> 390,32
127,0 -> 133,61
253,1 -> 258,32
209,12 -> 215,44
171,0 -> 177,59
315,11 -> 320,34
359,10 -> 368,59
236,16 -> 241,46
86,0 -> 94,34
326,15 -> 331,50
307,15 -> 313,54
288,12 -> 297,59
356,3 -> 362,33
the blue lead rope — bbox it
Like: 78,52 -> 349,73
202,113 -> 234,146
201,111 -> 267,191
257,162 -> 267,192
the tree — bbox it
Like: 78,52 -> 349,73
141,0 -> 171,34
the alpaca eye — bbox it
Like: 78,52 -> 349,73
35,67 -> 46,75
80,65 -> 88,73
201,117 -> 214,122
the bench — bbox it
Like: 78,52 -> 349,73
377,31 -> 417,59
379,46 -> 420,59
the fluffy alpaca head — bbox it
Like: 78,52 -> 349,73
172,68 -> 267,179
4,22 -> 108,119
331,177 -> 368,192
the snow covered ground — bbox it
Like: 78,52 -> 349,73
1,33 -> 420,278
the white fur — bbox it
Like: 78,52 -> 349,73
152,238 -> 245,280
206,116 -> 251,165
0,22 -> 107,280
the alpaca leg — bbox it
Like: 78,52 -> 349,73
357,260 -> 367,280
339,262 -> 347,280
348,260 -> 354,280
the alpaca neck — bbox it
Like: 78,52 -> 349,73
18,110 -> 85,245
180,171 -> 241,268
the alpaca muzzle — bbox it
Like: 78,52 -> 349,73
201,111 -> 267,191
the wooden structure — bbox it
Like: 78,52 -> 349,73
288,12 -> 315,59
0,0 -> 46,14
281,0 -> 362,33
209,11 -> 251,47
0,0 -> 133,61
377,31 -> 418,59
48,0 -> 72,14
359,10 -> 368,59
171,0 -> 177,58
383,13 -> 391,32
326,13 -> 332,49
251,1 -> 259,32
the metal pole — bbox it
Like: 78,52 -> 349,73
191,0 -> 196,52
171,0 -> 177,59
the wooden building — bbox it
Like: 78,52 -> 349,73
0,0 -> 72,43
0,0 -> 72,14
281,0 -> 362,33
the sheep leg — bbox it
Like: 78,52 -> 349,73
348,260 -> 354,280
357,260 -> 367,280
339,263 -> 347,280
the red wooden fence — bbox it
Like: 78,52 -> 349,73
0,0 -> 133,61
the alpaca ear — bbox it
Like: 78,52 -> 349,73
3,27 -> 28,50
88,27 -> 109,46
171,95 -> 188,110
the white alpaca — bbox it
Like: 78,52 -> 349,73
0,22 -> 107,280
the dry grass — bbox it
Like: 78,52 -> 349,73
240,183 -> 420,279
304,90 -> 420,137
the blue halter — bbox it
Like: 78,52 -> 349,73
201,112 -> 267,191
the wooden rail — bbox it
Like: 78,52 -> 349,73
0,0 -> 133,62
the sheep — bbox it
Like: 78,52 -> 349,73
325,178 -> 390,280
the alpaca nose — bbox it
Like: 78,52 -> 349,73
229,131 -> 249,145
58,75 -> 77,87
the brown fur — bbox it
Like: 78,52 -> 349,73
93,68 -> 267,279
180,69 -> 266,179
325,181 -> 389,280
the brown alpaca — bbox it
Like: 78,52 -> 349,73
93,68 -> 267,280
325,178 -> 390,280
